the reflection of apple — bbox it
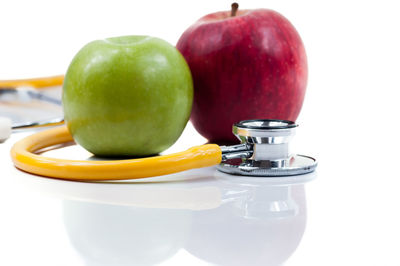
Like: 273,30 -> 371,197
63,201 -> 192,266
63,36 -> 193,157
184,184 -> 307,266
177,5 -> 307,143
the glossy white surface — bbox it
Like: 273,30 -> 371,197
1,118 -> 400,266
2,0 -> 400,265
0,128 -> 313,266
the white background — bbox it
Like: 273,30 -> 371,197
1,0 -> 399,150
1,0 -> 400,265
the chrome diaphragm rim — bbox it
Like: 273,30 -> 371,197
217,154 -> 317,177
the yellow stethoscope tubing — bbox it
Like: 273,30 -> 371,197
0,75 -> 64,89
10,126 -> 222,181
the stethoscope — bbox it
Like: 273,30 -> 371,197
0,75 -> 64,141
1,76 -> 317,181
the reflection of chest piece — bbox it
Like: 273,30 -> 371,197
217,119 -> 317,176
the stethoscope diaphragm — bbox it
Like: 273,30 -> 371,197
217,154 -> 317,176
218,119 -> 317,176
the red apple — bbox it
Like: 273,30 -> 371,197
176,4 -> 307,143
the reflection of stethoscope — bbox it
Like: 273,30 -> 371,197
58,173 -> 310,266
2,76 -> 317,181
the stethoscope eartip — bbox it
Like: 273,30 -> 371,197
0,117 -> 12,142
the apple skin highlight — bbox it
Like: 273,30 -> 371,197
177,8 -> 308,143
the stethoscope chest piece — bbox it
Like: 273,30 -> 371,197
217,119 -> 317,177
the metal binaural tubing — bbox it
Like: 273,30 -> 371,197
26,90 -> 62,105
220,143 -> 249,154
12,117 -> 64,130
222,150 -> 253,161
220,144 -> 253,161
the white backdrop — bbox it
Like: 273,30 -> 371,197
1,0 -> 398,132
1,0 -> 400,265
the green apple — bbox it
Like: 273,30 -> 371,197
62,36 -> 193,157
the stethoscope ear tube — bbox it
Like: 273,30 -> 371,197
0,75 -> 64,89
0,117 -> 12,142
10,126 -> 222,181
0,75 -> 65,141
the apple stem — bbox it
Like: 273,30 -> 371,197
231,2 -> 239,17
